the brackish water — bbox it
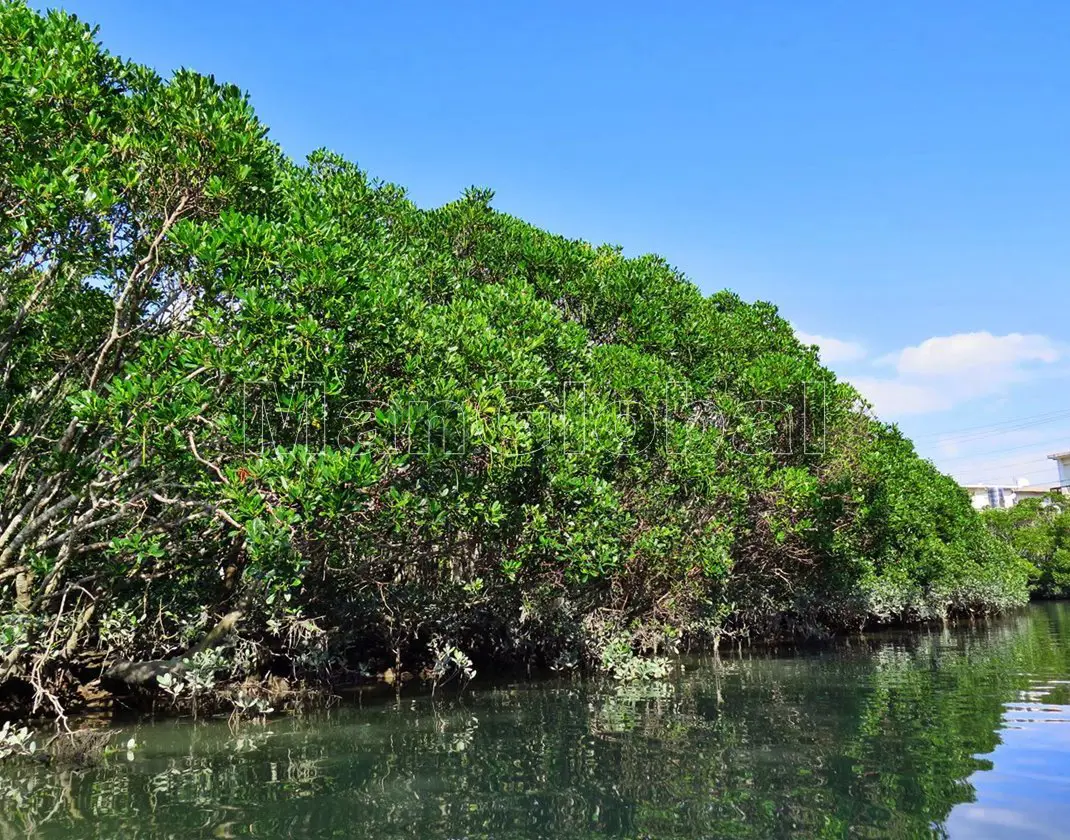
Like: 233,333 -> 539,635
3,603 -> 1069,839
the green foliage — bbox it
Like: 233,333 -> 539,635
0,722 -> 37,760
600,634 -> 673,682
983,497 -> 1070,598
0,1 -> 1029,708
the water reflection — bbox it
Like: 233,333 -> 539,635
946,675 -> 1070,840
1,603 -> 1068,839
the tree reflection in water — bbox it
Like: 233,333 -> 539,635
1,603 -> 1067,839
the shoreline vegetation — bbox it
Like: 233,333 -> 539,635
0,3 -> 1052,727
0,604 -> 1066,837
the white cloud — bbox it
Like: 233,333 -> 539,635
849,377 -> 953,417
794,330 -> 866,364
849,331 -> 1065,419
936,436 -> 961,458
881,332 -> 1061,377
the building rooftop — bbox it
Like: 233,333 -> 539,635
1014,483 -> 1059,494
959,482 -> 1060,493
1049,451 -> 1070,460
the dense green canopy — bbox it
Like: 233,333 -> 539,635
0,2 -> 1030,711
983,497 -> 1070,598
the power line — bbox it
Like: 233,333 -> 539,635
915,407 -> 1070,439
951,453 -> 1052,472
937,435 -> 1070,465
939,415 -> 1070,446
950,452 -> 1061,480
914,407 -> 1070,444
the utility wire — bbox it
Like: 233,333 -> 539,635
950,453 -> 1062,481
937,435 -> 1070,465
914,407 -> 1070,444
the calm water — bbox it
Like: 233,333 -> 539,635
3,603 -> 1069,839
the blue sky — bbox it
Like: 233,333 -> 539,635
42,1 -> 1070,486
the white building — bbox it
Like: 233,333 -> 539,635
961,450 -> 1070,510
1051,450 -> 1070,490
962,482 -> 1052,510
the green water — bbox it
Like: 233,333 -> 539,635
3,603 -> 1069,839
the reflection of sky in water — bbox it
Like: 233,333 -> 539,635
947,682 -> 1070,840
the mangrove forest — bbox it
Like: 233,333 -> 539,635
0,3 -> 1040,719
